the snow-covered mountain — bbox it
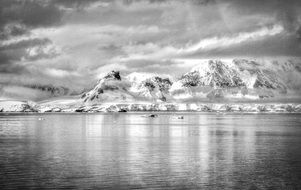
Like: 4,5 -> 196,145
182,60 -> 246,88
127,72 -> 173,102
81,71 -> 136,103
81,71 -> 174,103
80,58 -> 301,104
170,59 -> 301,100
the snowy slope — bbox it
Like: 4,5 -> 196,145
81,71 -> 136,104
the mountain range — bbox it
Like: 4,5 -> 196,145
81,59 -> 301,104
1,58 -> 301,112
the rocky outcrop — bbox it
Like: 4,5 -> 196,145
138,76 -> 173,102
103,70 -> 121,80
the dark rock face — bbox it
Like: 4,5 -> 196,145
140,76 -> 173,102
144,81 -> 156,91
81,93 -> 86,98
118,109 -> 127,112
142,77 -> 172,92
205,60 -> 245,88
148,114 -> 158,118
104,70 -> 121,80
154,77 -> 173,92
180,71 -> 201,87
98,88 -> 104,94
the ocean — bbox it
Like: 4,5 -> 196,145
0,113 -> 301,189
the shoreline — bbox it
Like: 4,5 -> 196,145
1,101 -> 301,113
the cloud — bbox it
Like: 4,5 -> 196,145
1,38 -> 51,51
190,33 -> 301,58
0,23 -> 29,40
1,0 -> 301,99
0,0 -> 63,75
122,59 -> 185,76
0,37 -> 60,65
0,1 -> 62,29
181,25 -> 284,53
221,0 -> 301,35
118,25 -> 285,61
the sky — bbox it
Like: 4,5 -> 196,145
1,0 -> 301,98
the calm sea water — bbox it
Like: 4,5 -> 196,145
0,113 -> 301,189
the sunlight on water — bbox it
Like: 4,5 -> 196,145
0,113 -> 301,189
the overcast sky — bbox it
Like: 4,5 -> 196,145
1,0 -> 301,92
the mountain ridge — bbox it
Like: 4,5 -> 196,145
80,58 -> 301,104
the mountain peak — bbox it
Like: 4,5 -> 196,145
185,60 -> 245,88
104,70 -> 121,81
132,75 -> 173,102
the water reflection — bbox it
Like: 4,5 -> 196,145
0,113 -> 301,189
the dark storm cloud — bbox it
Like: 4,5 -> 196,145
0,52 -> 14,72
52,0 -> 100,7
0,0 -> 105,29
0,24 -> 29,40
0,1 -> 62,29
0,38 -> 58,74
122,0 -> 213,5
297,27 -> 301,40
0,50 -> 25,74
0,0 -> 67,73
0,61 -> 26,74
0,51 -> 29,74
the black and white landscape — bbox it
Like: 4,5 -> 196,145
0,1 -> 301,113
1,0 -> 301,189
2,58 -> 301,113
